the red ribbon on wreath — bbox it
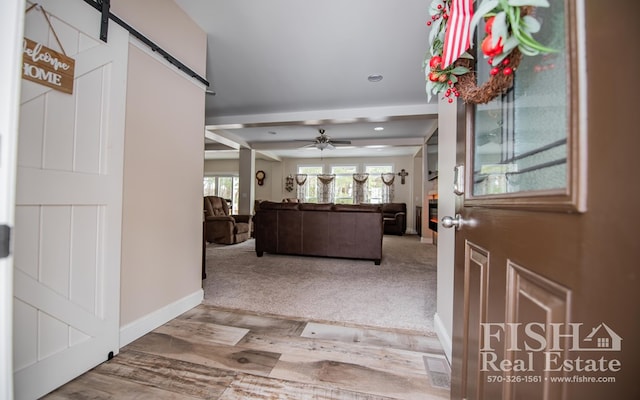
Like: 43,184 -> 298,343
441,0 -> 474,68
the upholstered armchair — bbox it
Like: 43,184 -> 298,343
382,203 -> 407,236
204,196 -> 252,244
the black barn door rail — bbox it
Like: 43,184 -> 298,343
82,0 -> 210,88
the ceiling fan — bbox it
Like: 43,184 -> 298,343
301,129 -> 351,151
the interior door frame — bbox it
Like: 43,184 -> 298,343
0,0 -> 25,398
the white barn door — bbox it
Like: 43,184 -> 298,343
13,1 -> 128,399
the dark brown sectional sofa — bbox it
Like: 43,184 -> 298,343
253,201 -> 383,265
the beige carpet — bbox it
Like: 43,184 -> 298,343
203,234 -> 437,333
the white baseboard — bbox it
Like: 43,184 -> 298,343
420,236 -> 433,244
434,312 -> 452,363
119,289 -> 203,347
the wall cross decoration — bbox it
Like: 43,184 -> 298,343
398,169 -> 409,184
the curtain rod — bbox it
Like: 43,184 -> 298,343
82,0 -> 210,88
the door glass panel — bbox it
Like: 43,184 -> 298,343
473,3 -> 568,196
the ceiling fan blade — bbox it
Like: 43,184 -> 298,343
293,129 -> 351,150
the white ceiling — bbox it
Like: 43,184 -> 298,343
175,0 -> 438,160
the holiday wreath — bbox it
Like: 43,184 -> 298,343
424,0 -> 557,104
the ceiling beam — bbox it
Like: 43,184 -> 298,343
255,151 -> 282,162
249,137 -> 424,150
204,104 -> 438,128
204,129 -> 250,149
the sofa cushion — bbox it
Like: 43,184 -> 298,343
299,203 -> 333,211
258,201 -> 300,211
331,204 -> 381,213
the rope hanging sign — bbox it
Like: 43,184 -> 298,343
22,3 -> 76,94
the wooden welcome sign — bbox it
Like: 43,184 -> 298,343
22,38 -> 75,94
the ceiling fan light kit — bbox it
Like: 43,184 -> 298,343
300,128 -> 352,151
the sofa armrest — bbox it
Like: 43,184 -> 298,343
205,217 -> 235,244
397,212 -> 407,232
384,212 -> 405,219
233,214 -> 253,224
205,215 -> 235,223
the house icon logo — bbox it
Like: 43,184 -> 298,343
579,323 -> 622,351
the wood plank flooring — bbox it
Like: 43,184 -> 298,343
43,304 -> 450,399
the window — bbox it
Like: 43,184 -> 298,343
297,165 -> 323,203
296,164 -> 394,204
203,176 -> 239,213
203,176 -> 216,196
365,165 -> 394,203
331,165 -> 357,204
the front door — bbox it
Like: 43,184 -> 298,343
448,1 -> 638,399
13,1 -> 129,398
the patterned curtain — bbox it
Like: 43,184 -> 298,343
317,174 -> 335,203
352,173 -> 369,204
381,172 -> 395,203
295,174 -> 307,201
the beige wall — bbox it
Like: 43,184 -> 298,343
254,159 -> 284,202
111,0 -> 206,78
115,0 -> 206,327
203,159 -> 239,175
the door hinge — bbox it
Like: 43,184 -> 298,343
0,225 -> 11,259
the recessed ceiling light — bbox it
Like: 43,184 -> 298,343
367,74 -> 383,82
374,126 -> 384,131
